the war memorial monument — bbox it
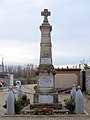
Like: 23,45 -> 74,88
34,9 -> 60,106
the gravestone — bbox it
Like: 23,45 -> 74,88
7,87 -> 15,115
17,85 -> 23,99
9,74 -> 14,87
16,80 -> 21,88
34,9 -> 58,104
8,74 -> 14,88
75,86 -> 84,114
71,84 -> 76,101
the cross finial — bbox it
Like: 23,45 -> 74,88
41,9 -> 51,22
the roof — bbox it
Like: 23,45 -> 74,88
55,68 -> 81,72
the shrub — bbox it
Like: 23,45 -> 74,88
3,94 -> 30,114
64,97 -> 75,114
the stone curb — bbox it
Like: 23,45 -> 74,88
0,114 -> 90,118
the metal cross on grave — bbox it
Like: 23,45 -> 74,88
41,9 -> 51,22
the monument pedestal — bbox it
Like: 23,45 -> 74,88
34,93 -> 58,104
34,65 -> 58,104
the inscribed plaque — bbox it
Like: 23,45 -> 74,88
39,76 -> 53,87
39,95 -> 53,103
41,58 -> 51,64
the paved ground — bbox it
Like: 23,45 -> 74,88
1,115 -> 90,120
0,84 -> 90,120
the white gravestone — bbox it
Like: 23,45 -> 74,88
16,80 -> 21,88
18,86 -> 23,100
75,86 -> 84,114
9,74 -> 14,87
71,84 -> 76,101
7,87 -> 15,115
39,76 -> 53,87
39,95 -> 53,103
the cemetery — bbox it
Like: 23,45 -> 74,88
0,9 -> 90,120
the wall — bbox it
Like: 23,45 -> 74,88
82,69 -> 90,93
55,68 -> 81,89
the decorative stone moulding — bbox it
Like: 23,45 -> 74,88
40,25 -> 52,31
36,64 -> 55,75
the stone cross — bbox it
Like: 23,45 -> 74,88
41,9 -> 51,22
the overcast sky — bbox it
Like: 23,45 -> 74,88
0,0 -> 90,67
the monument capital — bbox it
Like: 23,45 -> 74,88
41,9 -> 51,22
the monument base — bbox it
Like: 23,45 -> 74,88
34,92 -> 58,103
30,102 -> 62,110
